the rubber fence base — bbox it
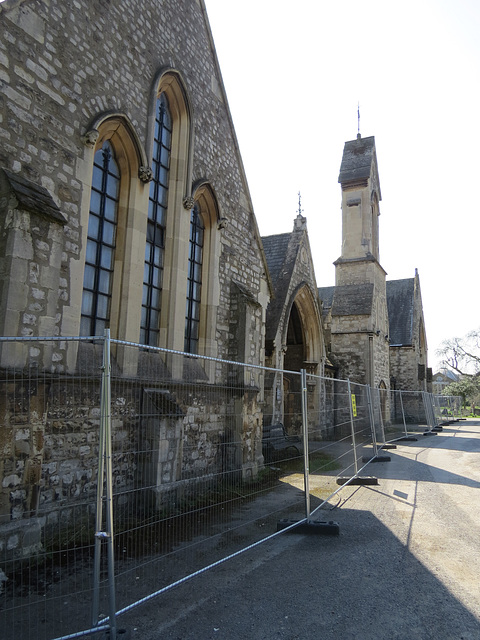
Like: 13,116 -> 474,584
336,476 -> 378,486
361,454 -> 391,463
102,629 -> 131,639
277,519 -> 340,536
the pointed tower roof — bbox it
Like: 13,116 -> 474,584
338,135 -> 382,199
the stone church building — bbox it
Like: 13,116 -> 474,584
0,0 -> 431,543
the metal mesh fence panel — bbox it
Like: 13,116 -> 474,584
89,342 -> 308,631
370,386 -> 387,448
385,389 -> 410,442
0,335 -> 463,638
396,390 -> 430,435
303,376 -> 377,511
0,337 -> 106,640
432,395 -> 462,424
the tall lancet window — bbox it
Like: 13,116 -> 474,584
141,93 -> 172,346
81,141 -> 119,337
184,203 -> 204,354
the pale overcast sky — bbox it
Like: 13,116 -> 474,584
204,0 -> 480,372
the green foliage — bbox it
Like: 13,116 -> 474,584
442,377 -> 480,408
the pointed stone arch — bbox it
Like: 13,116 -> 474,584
189,180 -> 222,358
81,110 -> 150,180
68,112 -> 151,346
282,282 -> 324,371
281,282 -> 324,432
146,67 -> 194,205
378,379 -> 389,426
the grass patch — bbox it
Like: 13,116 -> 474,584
274,449 -> 340,476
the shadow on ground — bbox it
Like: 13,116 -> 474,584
130,502 -> 480,640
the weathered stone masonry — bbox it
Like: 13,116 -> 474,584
0,0 -> 271,557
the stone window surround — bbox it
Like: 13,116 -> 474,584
65,69 -> 221,365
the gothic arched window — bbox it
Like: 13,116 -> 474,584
184,203 -> 204,354
141,93 -> 172,346
80,141 -> 119,336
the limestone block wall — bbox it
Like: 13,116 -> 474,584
329,329 -> 368,384
0,0 -> 269,362
390,346 -> 422,391
0,369 -> 263,558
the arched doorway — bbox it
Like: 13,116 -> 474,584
379,380 -> 388,426
283,302 -> 304,432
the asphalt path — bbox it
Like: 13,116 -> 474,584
130,419 -> 480,640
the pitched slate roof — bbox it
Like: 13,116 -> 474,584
261,233 -> 291,281
332,283 -> 374,316
338,135 -> 376,184
262,232 -> 298,342
386,278 -> 415,346
0,169 -> 66,224
318,286 -> 335,317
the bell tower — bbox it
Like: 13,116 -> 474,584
336,134 -> 382,280
329,134 -> 390,390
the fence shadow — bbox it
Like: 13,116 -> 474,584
127,504 -> 480,640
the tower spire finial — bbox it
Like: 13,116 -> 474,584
297,191 -> 303,216
294,191 -> 306,230
357,102 -> 361,139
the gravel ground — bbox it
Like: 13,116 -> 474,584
126,419 -> 480,640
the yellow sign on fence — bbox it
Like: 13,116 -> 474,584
351,394 -> 357,417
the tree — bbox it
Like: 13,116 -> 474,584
437,328 -> 480,413
442,377 -> 480,413
437,328 -> 480,376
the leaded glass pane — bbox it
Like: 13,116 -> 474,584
143,263 -> 150,283
96,294 -> 109,319
92,160 -> 104,190
160,146 -> 170,167
98,270 -> 111,295
81,290 -> 93,315
141,92 -> 172,346
83,265 -> 96,290
95,319 -> 106,336
86,239 -> 98,264
152,266 -> 161,288
80,316 -> 91,337
81,140 -> 119,337
150,287 -> 160,309
106,174 -> 119,198
159,165 -> 169,186
104,197 -> 117,222
100,247 -> 113,270
103,221 -> 115,245
148,309 -> 159,330
185,203 -> 204,354
89,190 -> 101,217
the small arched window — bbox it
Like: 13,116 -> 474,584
184,203 -> 204,354
80,141 -> 120,336
141,93 -> 172,346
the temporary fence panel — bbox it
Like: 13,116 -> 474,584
0,335 -> 463,640
0,336 -> 109,640
105,341 -> 307,626
369,386 -> 387,449
302,375 -> 378,514
395,391 -> 430,435
432,395 -> 462,424
0,336 -> 308,640
385,389 -> 410,442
